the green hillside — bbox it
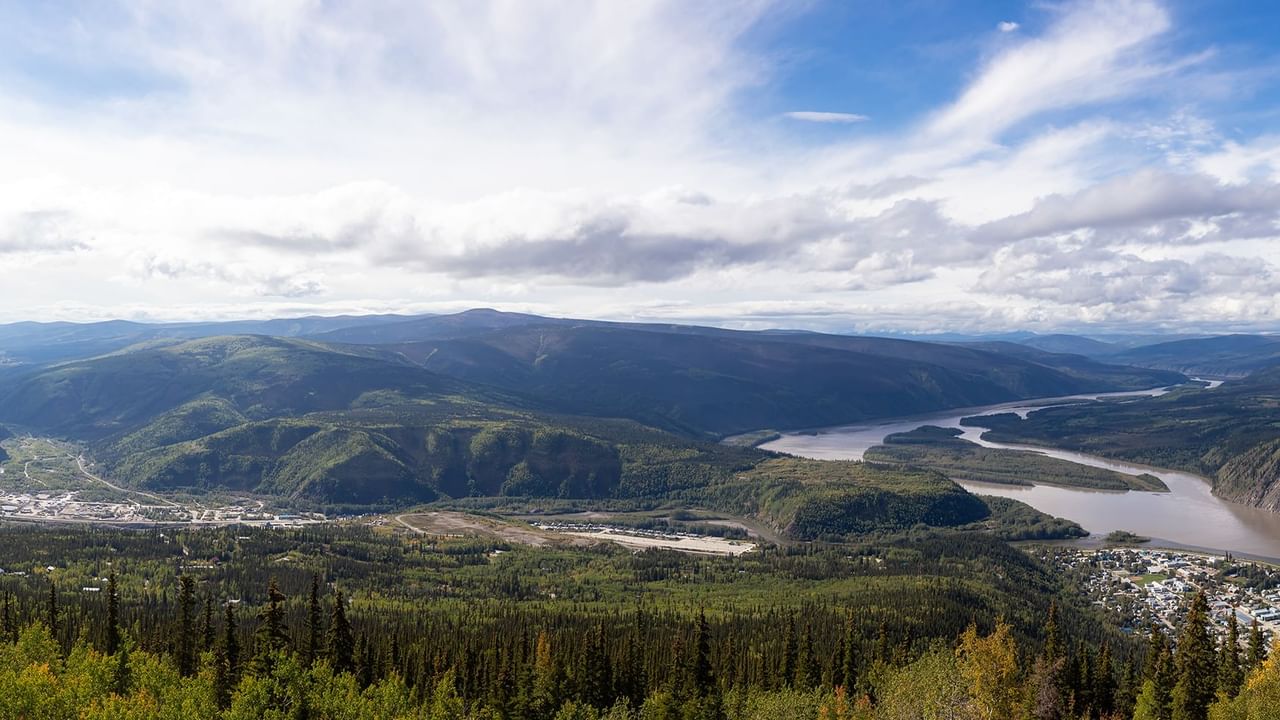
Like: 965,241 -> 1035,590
377,323 -> 1182,437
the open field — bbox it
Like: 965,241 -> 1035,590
394,509 -> 761,555
546,525 -> 757,555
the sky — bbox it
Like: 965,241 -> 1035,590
2,0 -> 1280,334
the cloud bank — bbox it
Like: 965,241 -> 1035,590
0,0 -> 1277,333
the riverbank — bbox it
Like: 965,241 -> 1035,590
763,381 -> 1280,559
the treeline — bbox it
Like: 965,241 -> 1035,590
1,577 -> 1276,719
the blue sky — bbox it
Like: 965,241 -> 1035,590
1,0 -> 1279,333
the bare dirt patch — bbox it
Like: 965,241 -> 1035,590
395,511 -> 593,547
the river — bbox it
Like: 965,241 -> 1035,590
760,379 -> 1280,561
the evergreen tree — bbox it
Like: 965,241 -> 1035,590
110,639 -> 132,696
690,611 -> 712,694
356,634 -> 375,688
1043,601 -> 1062,661
873,622 -> 890,667
45,579 -> 58,642
1,592 -> 13,644
1093,642 -> 1116,718
105,571 -> 120,655
1247,618 -> 1267,671
1172,591 -> 1216,720
213,647 -> 233,711
1074,643 -> 1094,715
840,611 -> 858,692
176,575 -> 196,676
328,591 -> 355,674
1219,610 -> 1242,699
222,601 -> 240,683
1115,659 -> 1140,720
796,624 -> 819,691
200,594 -> 215,653
305,574 -> 323,666
1154,641 -> 1176,720
580,623 -> 612,707
253,577 -> 289,671
780,616 -> 796,688
1144,625 -> 1168,682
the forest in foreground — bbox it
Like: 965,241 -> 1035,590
0,522 -> 1274,719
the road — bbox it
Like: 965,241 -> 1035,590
74,453 -> 181,508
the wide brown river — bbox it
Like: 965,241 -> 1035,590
760,380 -> 1280,561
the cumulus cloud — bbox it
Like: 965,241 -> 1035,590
0,211 -> 89,255
998,21 -> 1020,33
975,246 -> 1280,307
975,171 -> 1280,243
0,0 -> 1275,332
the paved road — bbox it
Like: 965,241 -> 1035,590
74,454 -> 180,508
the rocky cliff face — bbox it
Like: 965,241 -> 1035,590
1215,438 -> 1280,511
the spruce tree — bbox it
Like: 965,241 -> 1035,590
1219,611 -> 1242,699
356,634 -> 374,688
1093,642 -> 1116,718
213,648 -> 233,711
1172,591 -> 1216,720
254,576 -> 289,671
111,639 -> 132,696
1043,601 -> 1062,661
873,622 -> 890,666
580,623 -> 611,707
1143,625 -> 1167,682
1247,618 -> 1267,671
328,591 -> 355,674
46,579 -> 58,640
690,611 -> 712,694
305,574 -> 323,666
840,611 -> 858,692
201,595 -> 215,653
1074,643 -> 1094,715
177,575 -> 196,676
780,617 -> 797,687
222,601 -> 240,682
105,571 -> 120,654
1154,641 -> 1176,720
796,624 -> 819,691
1,592 -> 13,644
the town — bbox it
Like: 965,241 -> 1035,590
1042,545 -> 1280,645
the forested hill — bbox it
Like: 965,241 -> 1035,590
0,312 -> 1180,512
1105,334 -> 1280,377
348,320 -> 1182,437
0,524 -> 1272,719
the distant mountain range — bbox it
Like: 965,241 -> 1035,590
0,309 -> 1187,509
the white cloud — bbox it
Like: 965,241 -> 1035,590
784,111 -> 869,123
998,21 -> 1020,33
927,0 -> 1174,144
0,0 -> 1275,333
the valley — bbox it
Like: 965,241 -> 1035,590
0,310 -> 1277,718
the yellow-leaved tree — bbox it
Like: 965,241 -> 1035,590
1209,640 -> 1280,720
956,620 -> 1020,720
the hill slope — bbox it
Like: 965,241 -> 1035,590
1106,334 -> 1280,377
367,323 -> 1183,437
